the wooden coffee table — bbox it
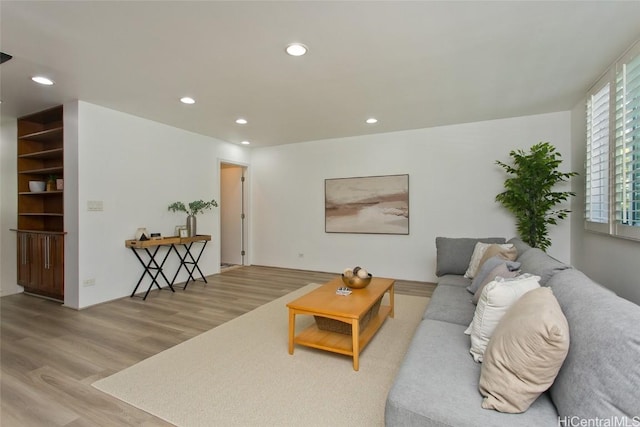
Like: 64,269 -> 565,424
287,276 -> 395,371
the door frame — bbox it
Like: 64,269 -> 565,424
218,159 -> 250,268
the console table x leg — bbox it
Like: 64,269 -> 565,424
172,241 -> 209,289
129,245 -> 176,300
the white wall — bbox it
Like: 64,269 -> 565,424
570,99 -> 640,304
251,112 -> 572,282
67,102 -> 250,308
0,116 -> 22,296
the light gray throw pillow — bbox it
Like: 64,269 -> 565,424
467,256 -> 521,294
472,264 -> 519,304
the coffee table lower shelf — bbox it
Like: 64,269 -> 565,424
292,305 -> 392,360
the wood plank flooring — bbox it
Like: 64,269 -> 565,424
1,266 -> 435,426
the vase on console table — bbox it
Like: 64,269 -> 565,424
186,215 -> 196,237
168,199 -> 217,238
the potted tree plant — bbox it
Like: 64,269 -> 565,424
168,199 -> 218,237
495,142 -> 577,251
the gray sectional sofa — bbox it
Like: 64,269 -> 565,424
385,237 -> 640,426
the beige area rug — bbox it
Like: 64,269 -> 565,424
93,284 -> 429,427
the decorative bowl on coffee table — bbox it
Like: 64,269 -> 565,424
341,273 -> 372,289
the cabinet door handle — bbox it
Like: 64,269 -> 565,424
44,235 -> 50,269
21,234 -> 26,264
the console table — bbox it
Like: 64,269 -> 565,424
125,235 -> 211,300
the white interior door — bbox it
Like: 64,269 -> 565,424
220,164 -> 245,265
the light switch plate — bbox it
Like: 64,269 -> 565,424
87,200 -> 104,211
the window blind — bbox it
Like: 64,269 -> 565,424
586,82 -> 610,224
614,48 -> 640,231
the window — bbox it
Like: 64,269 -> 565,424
585,39 -> 640,240
586,81 -> 610,225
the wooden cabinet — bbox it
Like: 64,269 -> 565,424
14,106 -> 65,301
17,232 -> 64,300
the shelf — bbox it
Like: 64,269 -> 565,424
18,148 -> 64,160
293,306 -> 392,356
19,191 -> 63,196
16,105 -> 65,301
10,229 -> 66,235
18,166 -> 64,175
19,126 -> 63,141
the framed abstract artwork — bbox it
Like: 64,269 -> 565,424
325,174 -> 409,234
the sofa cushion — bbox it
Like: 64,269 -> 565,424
479,287 -> 569,413
423,284 -> 476,326
517,248 -> 570,285
548,269 -> 640,419
435,237 -> 506,277
385,319 -> 559,427
466,275 -> 541,362
437,274 -> 471,288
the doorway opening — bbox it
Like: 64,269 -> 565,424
220,162 -> 248,271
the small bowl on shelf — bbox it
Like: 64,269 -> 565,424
341,273 -> 372,289
29,181 -> 46,192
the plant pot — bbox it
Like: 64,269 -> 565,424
186,215 -> 196,237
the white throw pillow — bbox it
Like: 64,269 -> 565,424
464,274 -> 541,362
464,242 -> 514,279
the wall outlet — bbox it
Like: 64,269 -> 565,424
82,278 -> 96,287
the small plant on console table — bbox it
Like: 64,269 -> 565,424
168,199 -> 218,237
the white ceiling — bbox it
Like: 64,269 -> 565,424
1,1 -> 639,147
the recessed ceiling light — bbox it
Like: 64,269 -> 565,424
235,118 -> 248,125
241,141 -> 251,145
180,97 -> 195,104
366,118 -> 378,124
31,76 -> 54,86
286,43 -> 308,57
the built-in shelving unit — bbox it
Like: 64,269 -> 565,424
14,105 -> 65,301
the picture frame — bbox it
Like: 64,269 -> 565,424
325,174 -> 409,235
175,225 -> 187,236
179,228 -> 189,238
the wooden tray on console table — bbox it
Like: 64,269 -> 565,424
178,234 -> 211,244
125,237 -> 180,248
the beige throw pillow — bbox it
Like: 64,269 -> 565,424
479,287 -> 570,413
465,243 -> 514,279
465,274 -> 540,362
478,244 -> 518,269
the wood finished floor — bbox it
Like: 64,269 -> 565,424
1,266 -> 435,426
